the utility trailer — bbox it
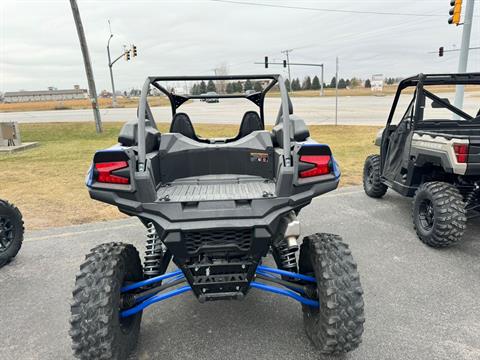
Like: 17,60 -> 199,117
70,74 -> 364,359
363,73 -> 480,247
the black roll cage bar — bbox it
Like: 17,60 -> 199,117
386,72 -> 480,128
137,74 -> 293,171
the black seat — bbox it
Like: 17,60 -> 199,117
235,111 -> 263,139
170,113 -> 198,140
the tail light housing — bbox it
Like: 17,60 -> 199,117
453,143 -> 469,163
94,161 -> 130,184
299,155 -> 332,178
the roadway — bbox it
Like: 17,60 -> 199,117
1,187 -> 479,359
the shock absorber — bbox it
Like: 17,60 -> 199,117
144,222 -> 166,278
465,182 -> 480,210
273,212 -> 300,273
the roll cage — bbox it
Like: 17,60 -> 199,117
136,74 -> 293,171
386,72 -> 480,128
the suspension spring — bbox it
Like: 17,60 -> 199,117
465,183 -> 480,208
276,239 -> 299,272
144,222 -> 166,278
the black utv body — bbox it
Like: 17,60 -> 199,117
364,73 -> 480,247
70,75 -> 364,359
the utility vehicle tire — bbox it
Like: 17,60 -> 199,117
363,155 -> 387,198
0,200 -> 24,268
70,242 -> 143,360
413,182 -> 466,248
299,233 -> 365,354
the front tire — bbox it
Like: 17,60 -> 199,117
0,200 -> 24,268
299,233 -> 365,354
363,155 -> 387,198
70,242 -> 143,360
413,182 -> 466,248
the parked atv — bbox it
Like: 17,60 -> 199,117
70,74 -> 365,359
363,73 -> 480,247
0,199 -> 24,268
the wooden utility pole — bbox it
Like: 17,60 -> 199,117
70,0 -> 102,133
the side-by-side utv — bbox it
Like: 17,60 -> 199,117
364,73 -> 480,247
70,75 -> 364,359
0,199 -> 23,268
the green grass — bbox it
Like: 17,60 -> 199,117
0,123 -> 380,229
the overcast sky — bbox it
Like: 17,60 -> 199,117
1,0 -> 479,92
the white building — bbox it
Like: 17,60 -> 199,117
3,87 -> 88,103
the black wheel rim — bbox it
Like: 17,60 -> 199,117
118,278 -> 137,332
418,199 -> 435,231
0,216 -> 14,252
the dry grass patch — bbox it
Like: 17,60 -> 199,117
0,96 -> 170,112
0,123 -> 379,229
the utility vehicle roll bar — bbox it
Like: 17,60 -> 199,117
136,74 -> 293,171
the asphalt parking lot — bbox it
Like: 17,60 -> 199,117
1,186 -> 479,360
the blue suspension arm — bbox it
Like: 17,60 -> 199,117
119,265 -> 319,318
250,282 -> 319,308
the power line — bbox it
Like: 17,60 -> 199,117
211,0 -> 447,17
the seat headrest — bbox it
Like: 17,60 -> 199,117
238,111 -> 263,138
170,113 -> 197,140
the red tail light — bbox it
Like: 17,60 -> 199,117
453,143 -> 469,163
95,161 -> 130,184
299,155 -> 331,178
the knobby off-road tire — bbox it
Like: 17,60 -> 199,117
70,242 -> 143,360
413,182 -> 466,248
0,200 -> 24,268
363,155 -> 388,198
299,233 -> 365,354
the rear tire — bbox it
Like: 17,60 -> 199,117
0,200 -> 24,268
70,242 -> 143,360
363,155 -> 387,198
413,182 -> 466,248
299,233 -> 365,354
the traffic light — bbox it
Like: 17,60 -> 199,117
283,60 -> 287,68
132,45 -> 137,57
439,46 -> 444,57
125,50 -> 130,61
264,56 -> 268,68
448,0 -> 462,25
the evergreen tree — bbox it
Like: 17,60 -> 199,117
364,79 -> 371,88
284,79 -> 291,91
199,80 -> 207,94
233,81 -> 243,93
253,81 -> 263,92
291,78 -> 301,91
190,83 -> 198,95
244,79 -> 253,91
329,76 -> 336,88
345,79 -> 351,88
226,82 -> 234,94
206,80 -> 216,92
338,78 -> 347,89
302,76 -> 312,90
311,76 -> 321,90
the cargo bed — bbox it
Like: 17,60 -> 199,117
156,175 -> 276,202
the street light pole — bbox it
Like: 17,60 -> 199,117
107,30 -> 117,107
335,56 -> 339,126
69,0 -> 102,133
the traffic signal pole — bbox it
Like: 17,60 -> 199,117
453,0 -> 475,113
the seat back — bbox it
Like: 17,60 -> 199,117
236,111 -> 263,139
170,113 -> 197,140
